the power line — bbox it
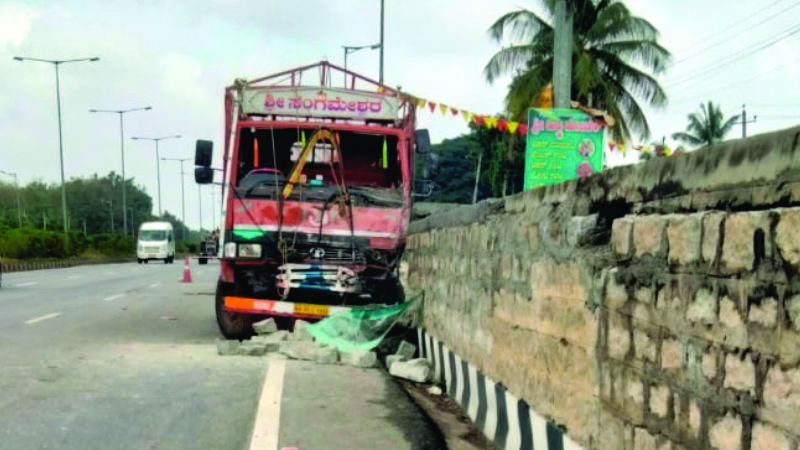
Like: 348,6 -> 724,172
675,0 -> 800,63
673,0 -> 788,54
671,56 -> 800,103
666,23 -> 800,89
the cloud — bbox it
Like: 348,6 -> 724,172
0,3 -> 39,48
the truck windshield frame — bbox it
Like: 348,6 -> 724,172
139,230 -> 167,241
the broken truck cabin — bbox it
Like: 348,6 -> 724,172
194,61 -> 430,339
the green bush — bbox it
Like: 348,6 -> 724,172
0,227 -> 133,259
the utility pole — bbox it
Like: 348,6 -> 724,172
198,184 -> 203,232
379,0 -> 385,83
738,104 -> 757,138
472,152 -> 482,205
104,199 -> 114,233
553,0 -> 573,108
132,135 -> 181,217
162,157 -> 189,240
129,207 -> 135,235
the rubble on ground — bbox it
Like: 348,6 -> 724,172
386,354 -> 407,370
395,341 -> 417,359
252,318 -> 278,335
389,358 -> 432,383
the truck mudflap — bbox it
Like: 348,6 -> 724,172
276,263 -> 360,294
224,295 -> 350,320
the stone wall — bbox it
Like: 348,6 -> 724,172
404,125 -> 800,450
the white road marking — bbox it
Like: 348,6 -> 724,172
105,271 -> 117,275
148,283 -> 161,288
24,312 -> 62,325
103,294 -> 125,302
68,275 -> 81,279
249,359 -> 286,450
15,282 -> 39,287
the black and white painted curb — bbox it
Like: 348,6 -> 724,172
417,329 -> 582,450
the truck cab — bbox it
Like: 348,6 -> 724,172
195,61 -> 429,339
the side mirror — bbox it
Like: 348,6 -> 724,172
195,140 -> 213,167
195,167 -> 214,184
415,129 -> 431,154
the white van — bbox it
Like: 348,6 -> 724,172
137,222 -> 175,264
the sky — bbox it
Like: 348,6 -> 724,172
1,0 -> 799,230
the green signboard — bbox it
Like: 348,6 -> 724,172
524,108 -> 604,190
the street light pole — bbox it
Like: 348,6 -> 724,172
90,106 -> 152,236
162,157 -> 189,240
553,0 -> 573,108
0,170 -> 22,228
103,199 -> 114,233
343,44 -> 381,87
198,184 -> 203,232
132,135 -> 182,218
380,0 -> 385,83
13,56 -> 100,233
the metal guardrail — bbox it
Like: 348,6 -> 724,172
0,258 -> 134,273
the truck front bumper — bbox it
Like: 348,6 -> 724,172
224,296 -> 351,320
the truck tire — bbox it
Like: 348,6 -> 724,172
198,258 -> 208,265
216,280 -> 253,340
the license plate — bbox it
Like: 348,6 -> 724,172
294,303 -> 329,317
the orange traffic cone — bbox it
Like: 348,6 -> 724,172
181,257 -> 192,283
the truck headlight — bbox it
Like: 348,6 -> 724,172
238,243 -> 262,258
224,242 -> 237,258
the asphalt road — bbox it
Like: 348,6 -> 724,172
0,261 -> 444,450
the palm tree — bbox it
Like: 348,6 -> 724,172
671,101 -> 740,148
485,0 -> 670,141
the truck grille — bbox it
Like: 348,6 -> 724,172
290,242 -> 366,264
144,246 -> 161,253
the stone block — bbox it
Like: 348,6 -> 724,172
629,379 -> 644,404
633,215 -> 667,257
389,358 -> 432,382
278,341 -> 319,361
634,330 -> 655,362
567,214 -> 599,247
775,208 -> 800,268
343,350 -> 377,368
662,339 -> 683,370
689,401 -> 701,437
650,385 -> 670,418
385,354 -> 407,370
702,212 -> 726,266
634,427 -> 669,450
635,287 -> 654,304
216,339 -> 240,356
609,322 -> 631,359
292,320 -> 314,341
722,212 -> 769,273
606,269 -> 629,311
252,317 -> 278,335
613,217 -> 633,257
252,330 -> 289,344
710,414 -> 742,450
703,351 -> 717,380
748,298 -> 778,327
668,215 -> 702,265
687,288 -> 716,325
314,346 -> 339,364
239,341 -> 271,356
764,366 -> 800,414
751,422 -> 792,450
724,353 -> 756,392
720,296 -> 743,328
396,341 -> 417,360
786,295 -> 800,332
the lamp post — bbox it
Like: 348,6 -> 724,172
128,207 -> 135,235
90,106 -> 152,236
132,135 -> 182,217
379,0 -> 385,83
13,56 -> 100,233
343,44 -> 381,87
198,184 -> 203,233
103,199 -> 114,233
162,157 -> 189,240
0,170 -> 22,228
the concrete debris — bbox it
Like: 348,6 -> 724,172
426,385 -> 443,396
314,346 -> 339,364
239,342 -> 272,356
390,358 -> 432,383
251,330 -> 289,344
216,339 -> 240,356
291,319 -> 314,341
278,340 -> 320,361
386,354 -> 407,370
252,318 -> 278,335
396,341 -> 417,360
343,350 -> 377,368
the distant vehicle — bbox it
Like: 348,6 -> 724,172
198,230 -> 219,265
137,222 -> 175,264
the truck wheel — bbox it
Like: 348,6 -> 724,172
198,258 -> 208,265
138,259 -> 142,264
216,281 -> 253,340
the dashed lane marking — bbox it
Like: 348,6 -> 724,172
15,282 -> 39,287
148,283 -> 162,288
103,294 -> 125,302
249,359 -> 286,450
24,312 -> 62,325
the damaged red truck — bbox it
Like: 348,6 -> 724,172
194,61 -> 430,339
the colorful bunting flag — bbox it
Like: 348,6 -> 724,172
439,104 -> 448,115
450,107 -> 459,116
473,115 -> 484,126
416,98 -> 426,109
497,120 -> 508,131
428,101 -> 437,113
507,121 -> 519,134
484,117 -> 498,129
462,110 -> 472,121
518,124 -> 528,136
